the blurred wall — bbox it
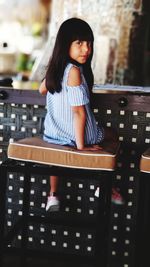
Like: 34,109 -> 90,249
31,0 -> 143,85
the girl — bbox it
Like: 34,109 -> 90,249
39,18 -> 123,212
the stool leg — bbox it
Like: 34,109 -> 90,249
19,164 -> 32,267
0,163 -> 8,266
95,173 -> 112,267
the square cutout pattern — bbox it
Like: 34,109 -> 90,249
1,93 -> 150,267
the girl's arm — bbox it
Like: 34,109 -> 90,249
68,66 -> 101,151
72,105 -> 86,150
39,79 -> 48,95
68,66 -> 86,149
72,106 -> 101,151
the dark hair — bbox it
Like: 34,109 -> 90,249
45,17 -> 94,94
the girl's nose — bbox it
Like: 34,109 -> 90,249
83,42 -> 89,52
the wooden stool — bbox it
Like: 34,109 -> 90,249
135,148 -> 150,267
0,137 -> 120,267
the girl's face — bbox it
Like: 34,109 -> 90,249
69,40 -> 92,64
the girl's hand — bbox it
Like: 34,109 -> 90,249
91,144 -> 103,150
77,145 -> 103,151
39,79 -> 48,95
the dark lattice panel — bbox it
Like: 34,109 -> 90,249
1,92 -> 150,267
92,93 -> 150,267
0,102 -> 46,163
4,167 -> 111,265
8,222 -> 97,266
27,223 -> 96,257
5,172 -> 106,223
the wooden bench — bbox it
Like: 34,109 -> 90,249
140,147 -> 150,173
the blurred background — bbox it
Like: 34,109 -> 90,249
0,0 -> 150,87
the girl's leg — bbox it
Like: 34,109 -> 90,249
49,175 -> 59,195
46,176 -> 60,212
103,127 -> 124,205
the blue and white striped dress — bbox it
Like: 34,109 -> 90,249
43,63 -> 104,146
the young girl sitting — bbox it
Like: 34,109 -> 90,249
39,17 -> 124,211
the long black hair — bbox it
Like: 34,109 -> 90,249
45,17 -> 94,94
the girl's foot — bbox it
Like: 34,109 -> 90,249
46,193 -> 60,212
111,188 -> 125,205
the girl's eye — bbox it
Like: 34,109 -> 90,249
74,40 -> 92,47
76,41 -> 82,45
76,41 -> 91,46
87,41 -> 91,47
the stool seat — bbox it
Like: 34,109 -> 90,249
8,137 -> 119,170
140,148 -> 150,173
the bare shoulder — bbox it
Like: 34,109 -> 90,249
67,65 -> 82,87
